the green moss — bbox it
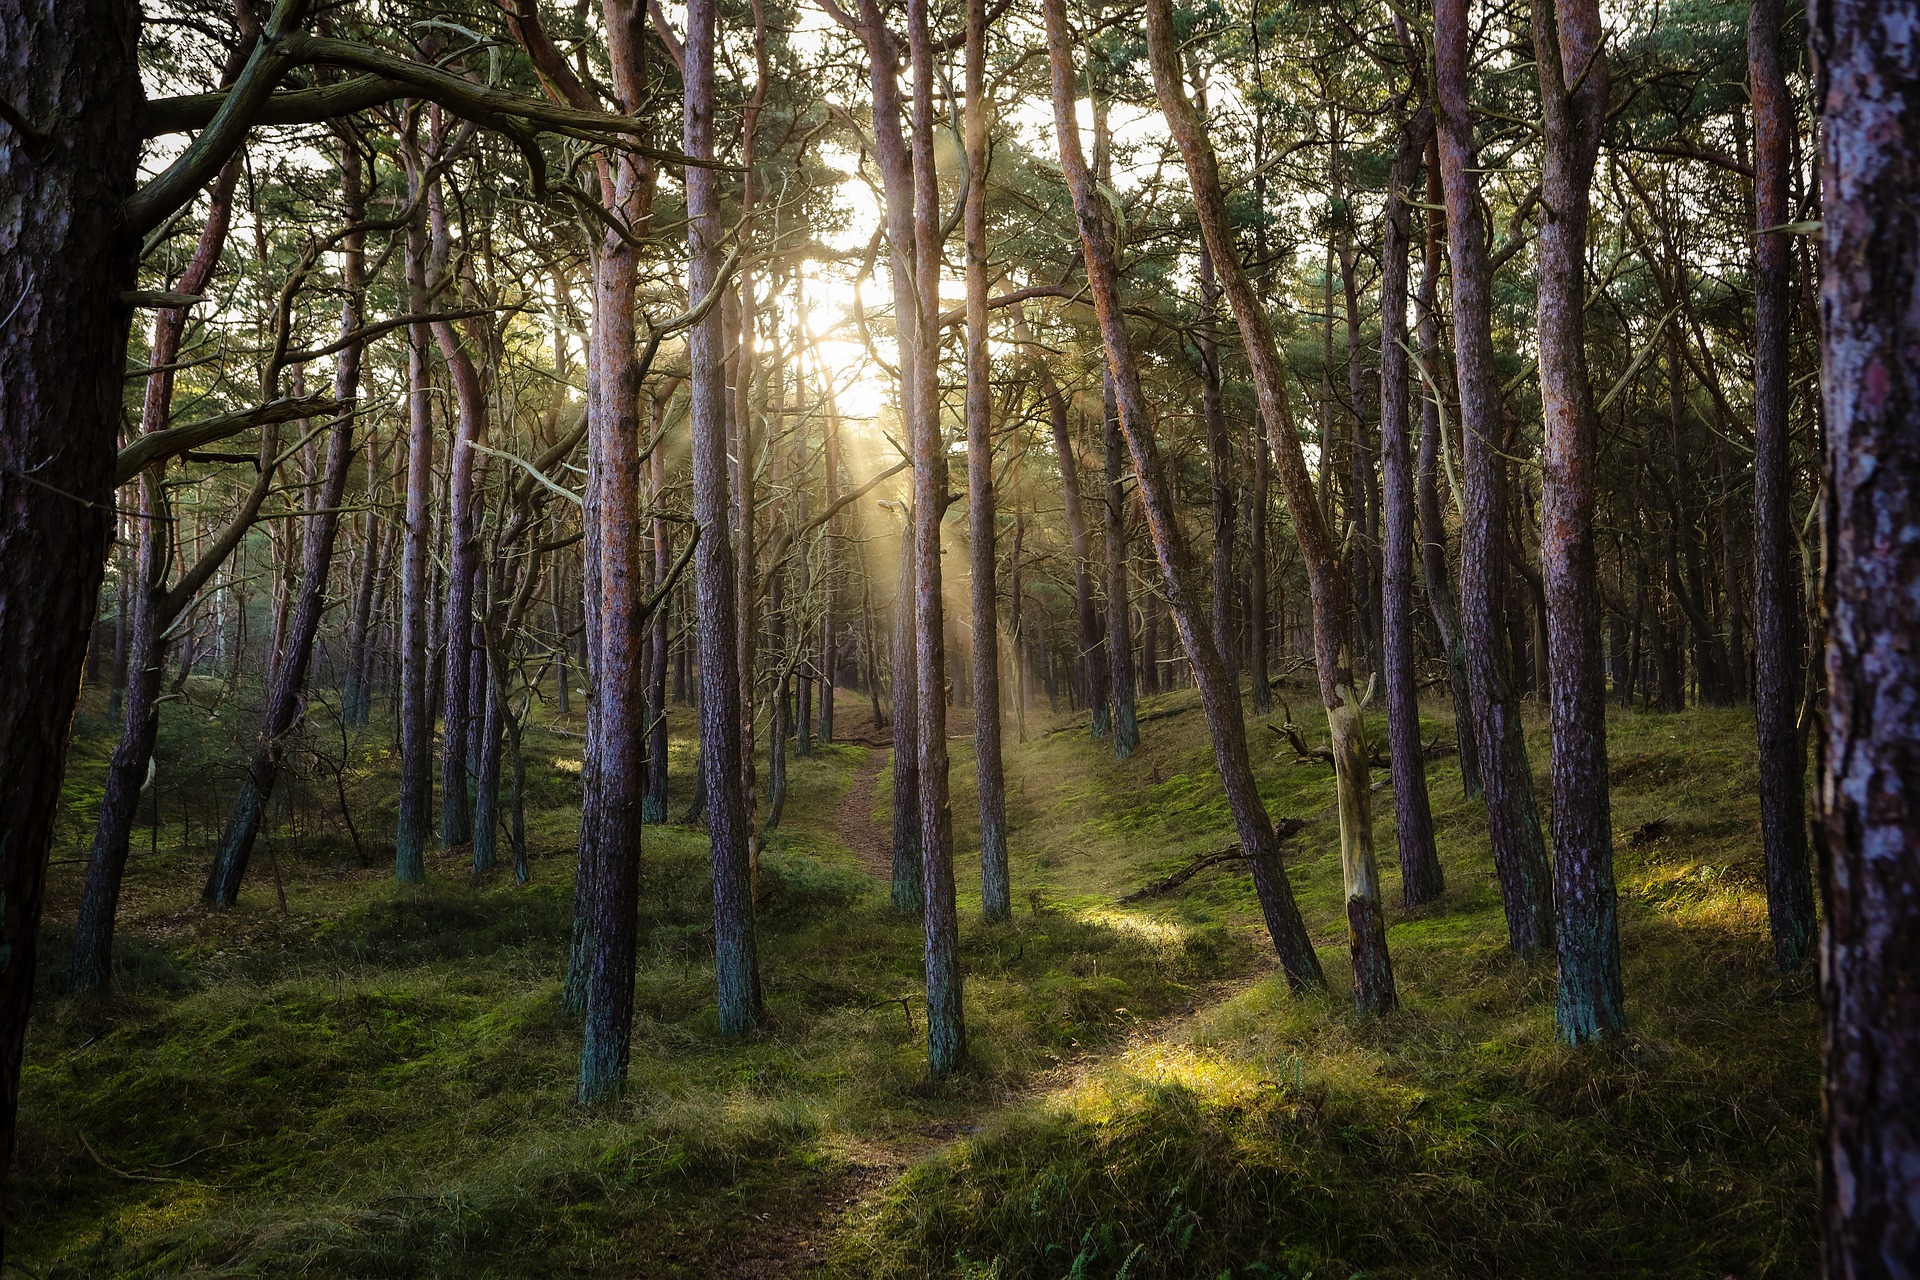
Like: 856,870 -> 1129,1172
21,691 -> 1816,1277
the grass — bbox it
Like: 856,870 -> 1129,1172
15,681 -> 1817,1278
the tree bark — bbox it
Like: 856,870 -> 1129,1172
964,0 -> 1010,923
206,138 -> 367,906
1055,0 -> 1328,995
905,0 -> 965,1075
1434,0 -> 1555,956
1534,0 -> 1623,1041
1811,0 -> 1920,1268
686,0 -> 762,1041
0,0 -> 144,1236
1378,102 -> 1445,908
1414,146 -> 1483,800
1749,0 -> 1816,974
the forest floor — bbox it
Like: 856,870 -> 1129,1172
13,678 -> 1818,1278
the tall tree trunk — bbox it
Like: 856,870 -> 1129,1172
1198,239 -> 1238,700
1378,103 -> 1444,908
1249,414 -> 1272,714
1534,0 -> 1623,1041
1141,0 -> 1383,1008
889,534 -> 924,912
686,0 -> 762,1040
906,0 -> 965,1075
1025,321 -> 1108,737
1434,0 -> 1555,955
1100,386 -> 1140,756
0,0 -> 143,1234
1748,0 -> 1816,973
1414,146 -> 1483,799
1812,0 -> 1920,1268
435,307 -> 486,850
72,156 -> 239,985
395,184 -> 435,885
1053,0 -> 1328,994
645,430 -> 672,822
964,0 -> 1010,923
206,139 -> 368,905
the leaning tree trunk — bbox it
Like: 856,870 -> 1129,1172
206,142 -> 368,906
1748,0 -> 1816,974
1049,0 -> 1327,995
1434,0 -> 1555,956
1198,239 -> 1238,700
1812,0 -> 1920,1268
0,0 -> 144,1237
72,156 -> 239,987
1141,0 -> 1385,1010
1534,0 -> 1623,1043
1378,102 -> 1445,908
964,0 -> 1011,923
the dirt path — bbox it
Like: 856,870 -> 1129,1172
836,747 -> 894,884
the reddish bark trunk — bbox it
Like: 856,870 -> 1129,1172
1434,0 -> 1554,956
1749,0 -> 1816,973
1533,0 -> 1623,1041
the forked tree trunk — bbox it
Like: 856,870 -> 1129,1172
1533,0 -> 1622,1042
1141,0 -> 1383,1010
1051,0 -> 1327,995
1748,0 -> 1816,973
1812,0 -> 1920,1267
1434,0 -> 1554,955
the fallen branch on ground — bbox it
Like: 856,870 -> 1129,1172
1116,817 -> 1308,904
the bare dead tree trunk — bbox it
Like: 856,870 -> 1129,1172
1811,0 -> 1920,1267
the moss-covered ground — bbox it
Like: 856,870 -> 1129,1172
15,678 -> 1816,1277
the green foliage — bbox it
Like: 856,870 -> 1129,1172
21,696 -> 1815,1277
